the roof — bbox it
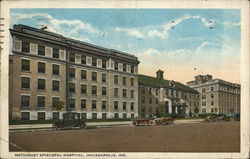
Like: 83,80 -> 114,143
138,74 -> 197,92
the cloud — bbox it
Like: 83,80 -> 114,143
11,12 -> 99,43
148,29 -> 168,39
114,27 -> 143,38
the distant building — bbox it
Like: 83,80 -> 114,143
138,70 -> 199,118
9,24 -> 140,120
187,75 -> 240,114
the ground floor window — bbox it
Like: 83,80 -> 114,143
81,113 -> 87,119
202,108 -> 206,113
123,113 -> 127,119
131,114 -> 134,119
102,113 -> 107,119
38,112 -> 46,120
114,113 -> 119,119
92,113 -> 97,119
52,112 -> 59,120
21,112 -> 30,120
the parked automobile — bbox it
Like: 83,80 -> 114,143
232,113 -> 240,121
131,117 -> 174,126
52,112 -> 86,130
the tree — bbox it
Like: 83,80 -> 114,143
55,100 -> 65,112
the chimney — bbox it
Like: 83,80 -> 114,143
156,70 -> 164,80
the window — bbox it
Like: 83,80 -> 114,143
142,96 -> 145,103
21,95 -> 30,107
202,109 -> 206,113
37,96 -> 45,107
69,83 -> 75,93
123,102 -> 127,110
22,59 -> 30,72
53,48 -> 59,58
211,101 -> 214,105
38,62 -> 46,73
69,53 -> 75,62
102,73 -> 107,82
156,89 -> 159,95
52,97 -> 59,107
81,70 -> 87,80
22,41 -> 30,53
130,102 -> 134,110
130,90 -> 134,98
81,113 -> 87,119
69,68 -> 75,78
202,88 -> 206,93
115,62 -> 118,70
114,88 -> 119,97
202,95 -> 206,99
38,79 -> 46,90
149,88 -> 152,95
81,55 -> 86,64
38,45 -> 45,56
211,87 -> 214,91
123,64 -> 127,72
123,113 -> 127,119
142,88 -> 145,94
114,75 -> 119,84
156,98 -> 159,104
92,100 -> 97,109
92,57 -> 97,66
122,89 -> 127,98
102,87 -> 107,96
52,80 -> 59,91
21,112 -> 30,120
149,97 -> 152,104
92,113 -> 97,119
114,101 -> 118,110
102,101 -> 107,110
52,64 -> 60,75
81,84 -> 87,94
142,107 -> 145,112
92,85 -> 97,95
37,112 -> 45,120
131,113 -> 134,119
52,112 -> 59,120
102,113 -> 107,119
92,72 -> 97,81
69,98 -> 75,108
21,77 -> 30,89
211,94 -> 214,98
122,77 -> 127,85
114,113 -> 119,119
202,102 -> 206,106
81,99 -> 87,109
130,78 -> 134,86
131,66 -> 134,73
211,108 -> 214,113
102,60 -> 106,68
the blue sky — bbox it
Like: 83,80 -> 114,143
10,9 -> 241,84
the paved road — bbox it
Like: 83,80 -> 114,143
9,119 -> 204,132
9,122 -> 240,152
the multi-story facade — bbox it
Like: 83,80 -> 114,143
187,75 -> 240,114
9,24 -> 139,120
138,70 -> 199,118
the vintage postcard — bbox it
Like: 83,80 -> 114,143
0,0 -> 249,159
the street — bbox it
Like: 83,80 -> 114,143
9,121 -> 240,152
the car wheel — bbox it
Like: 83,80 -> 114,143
132,121 -> 138,127
79,123 -> 86,129
149,120 -> 155,126
52,123 -> 59,130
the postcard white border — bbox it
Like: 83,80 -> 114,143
0,0 -> 249,159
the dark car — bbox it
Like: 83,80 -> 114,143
52,112 -> 86,130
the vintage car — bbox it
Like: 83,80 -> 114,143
52,112 -> 86,130
204,114 -> 234,122
131,117 -> 174,126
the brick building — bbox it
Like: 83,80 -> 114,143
9,24 -> 139,120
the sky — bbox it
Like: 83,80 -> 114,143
10,9 -> 241,84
